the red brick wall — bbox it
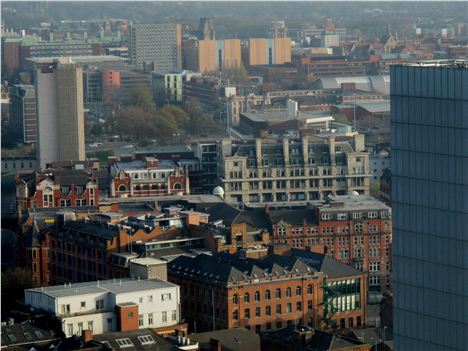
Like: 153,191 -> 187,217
116,304 -> 139,332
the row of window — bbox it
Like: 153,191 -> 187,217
233,301 -> 314,320
233,285 -> 313,304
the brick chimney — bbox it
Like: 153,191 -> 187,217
82,329 -> 93,342
268,243 -> 291,256
209,338 -> 222,351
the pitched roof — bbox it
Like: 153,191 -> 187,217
191,327 -> 260,351
291,249 -> 362,278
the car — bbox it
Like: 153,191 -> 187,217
88,143 -> 98,147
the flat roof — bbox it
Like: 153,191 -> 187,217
355,100 -> 390,113
321,194 -> 390,212
27,55 -> 126,64
130,257 -> 167,266
26,278 -> 177,299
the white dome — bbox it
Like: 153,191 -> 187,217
213,186 -> 225,198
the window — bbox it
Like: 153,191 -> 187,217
77,322 -> 83,334
233,310 -> 239,320
107,318 -> 113,331
265,290 -> 271,300
138,315 -> 144,327
255,291 -> 260,301
286,303 -> 292,313
116,338 -> 134,348
172,310 -> 177,321
369,275 -> 380,286
67,323 -> 73,336
245,308 -> 250,319
161,293 -> 171,301
233,294 -> 238,304
296,286 -> 301,296
128,312 -> 134,318
147,295 -> 153,303
148,313 -> 154,325
138,335 -> 155,345
322,213 -> 332,220
297,302 -> 302,311
353,212 -> 362,219
255,307 -> 261,317
286,287 -> 291,297
244,292 -> 250,303
87,321 -> 93,332
139,297 -> 143,303
370,262 -> 381,272
307,285 -> 313,294
276,288 -> 281,299
95,299 -> 104,310
308,300 -> 313,311
266,306 -> 271,316
368,211 -> 378,219
276,321 -> 282,329
81,301 -> 86,308
276,304 -> 282,314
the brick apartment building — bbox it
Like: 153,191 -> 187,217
270,194 -> 392,291
16,168 -> 99,211
109,156 -> 190,198
168,251 -> 366,334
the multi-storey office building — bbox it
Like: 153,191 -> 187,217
218,134 -> 370,204
129,23 -> 182,72
242,38 -> 291,66
9,84 -> 37,144
25,278 -> 181,337
391,62 -> 468,351
183,39 -> 241,73
270,194 -> 392,291
32,58 -> 85,168
168,251 -> 366,333
152,69 -> 201,104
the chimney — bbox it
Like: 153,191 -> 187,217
268,243 -> 291,256
209,338 -> 222,351
82,329 -> 93,342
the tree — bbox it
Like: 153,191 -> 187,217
161,105 -> 190,130
221,63 -> 249,84
1,267 -> 33,312
123,84 -> 155,112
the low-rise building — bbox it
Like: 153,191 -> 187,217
109,157 -> 190,198
16,168 -> 99,211
24,278 -> 181,337
270,194 -> 392,292
168,250 -> 367,334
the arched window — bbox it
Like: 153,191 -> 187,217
275,288 -> 281,299
233,294 -> 238,304
254,291 -> 260,302
174,182 -> 182,190
244,292 -> 250,303
118,185 -> 127,192
307,284 -> 313,294
286,287 -> 292,297
265,290 -> 271,300
296,286 -> 302,296
233,310 -> 239,320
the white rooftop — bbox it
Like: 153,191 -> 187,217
26,278 -> 176,298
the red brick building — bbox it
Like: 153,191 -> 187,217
16,169 -> 99,211
270,194 -> 392,292
109,157 -> 190,198
168,250 -> 367,334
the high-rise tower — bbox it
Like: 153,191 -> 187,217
198,18 -> 215,40
33,58 -> 85,168
391,61 -> 468,351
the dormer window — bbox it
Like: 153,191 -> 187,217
75,186 -> 84,195
60,186 -> 70,195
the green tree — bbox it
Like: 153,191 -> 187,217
161,105 -> 190,130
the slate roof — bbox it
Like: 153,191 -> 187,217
63,221 -> 119,240
93,328 -> 178,351
1,323 -> 60,350
291,249 -> 362,278
191,327 -> 260,351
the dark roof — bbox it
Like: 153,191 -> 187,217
63,221 -> 119,240
291,249 -> 362,278
1,323 -> 59,349
93,328 -> 178,351
169,252 -> 320,285
268,208 -> 316,226
191,327 -> 260,351
205,202 -> 241,224
261,325 -> 365,351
